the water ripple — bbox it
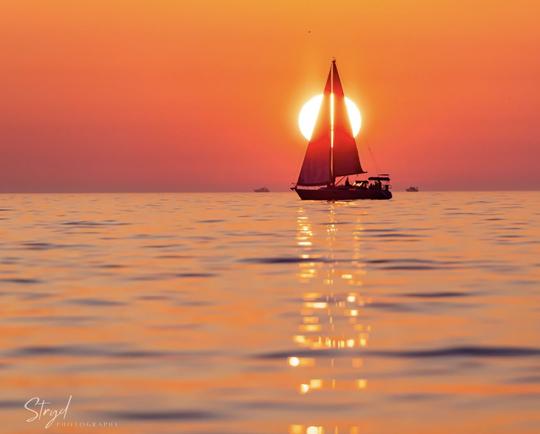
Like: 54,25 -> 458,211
100,410 -> 221,421
240,256 -> 326,264
62,220 -> 130,227
6,345 -> 216,359
254,346 -> 540,360
21,242 -> 90,251
64,298 -> 126,307
0,278 -> 42,284
403,291 -> 471,298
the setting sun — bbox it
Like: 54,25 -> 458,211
298,94 -> 362,141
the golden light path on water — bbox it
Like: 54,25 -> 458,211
289,206 -> 369,433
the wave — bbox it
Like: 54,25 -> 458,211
253,345 -> 540,360
99,409 -> 220,421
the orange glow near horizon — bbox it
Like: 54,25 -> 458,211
0,1 -> 539,191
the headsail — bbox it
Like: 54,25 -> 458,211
331,61 -> 364,177
297,69 -> 332,186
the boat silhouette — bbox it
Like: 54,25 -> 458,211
291,60 -> 392,200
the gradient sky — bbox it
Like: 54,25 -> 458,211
1,0 -> 539,192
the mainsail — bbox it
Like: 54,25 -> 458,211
297,70 -> 332,186
297,60 -> 364,186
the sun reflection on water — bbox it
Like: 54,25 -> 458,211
289,205 -> 372,431
289,424 -> 362,434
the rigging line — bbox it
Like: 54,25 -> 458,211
366,143 -> 382,174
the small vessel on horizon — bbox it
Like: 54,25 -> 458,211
406,186 -> 419,192
254,187 -> 270,192
291,60 -> 392,201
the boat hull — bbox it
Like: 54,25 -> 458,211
294,186 -> 392,201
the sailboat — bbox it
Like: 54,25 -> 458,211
292,60 -> 392,200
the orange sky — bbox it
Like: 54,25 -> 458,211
0,0 -> 539,191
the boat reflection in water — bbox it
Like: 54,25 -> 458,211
288,205 -> 371,433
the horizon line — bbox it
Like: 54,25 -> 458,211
1,189 -> 540,194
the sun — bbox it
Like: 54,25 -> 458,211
298,94 -> 362,141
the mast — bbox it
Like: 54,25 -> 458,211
330,59 -> 335,186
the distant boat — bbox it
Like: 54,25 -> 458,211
291,60 -> 392,201
406,186 -> 419,192
254,187 -> 270,192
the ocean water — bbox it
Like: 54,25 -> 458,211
0,192 -> 539,434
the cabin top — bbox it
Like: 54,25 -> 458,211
368,176 -> 390,181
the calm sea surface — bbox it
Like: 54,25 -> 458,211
0,192 -> 539,434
